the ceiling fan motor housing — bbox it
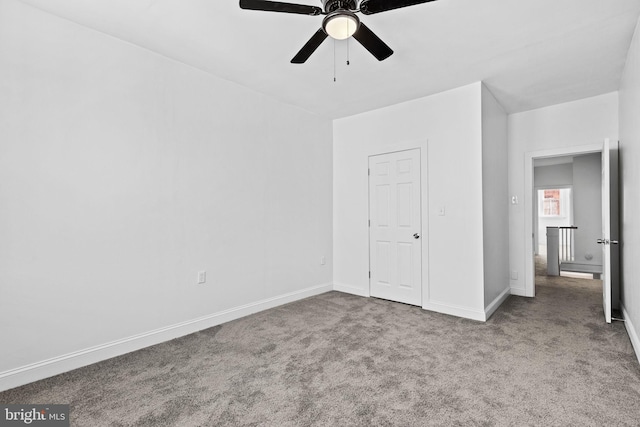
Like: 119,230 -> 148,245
323,0 -> 357,13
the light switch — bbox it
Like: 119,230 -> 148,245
438,207 -> 445,216
197,271 -> 206,284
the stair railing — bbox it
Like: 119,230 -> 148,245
559,226 -> 577,263
546,226 -> 578,276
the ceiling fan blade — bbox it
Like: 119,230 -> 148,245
291,29 -> 328,63
352,23 -> 393,61
359,0 -> 437,15
239,0 -> 322,15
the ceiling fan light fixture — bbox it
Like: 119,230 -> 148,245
323,10 -> 359,40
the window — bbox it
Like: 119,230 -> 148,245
538,188 -> 571,218
542,190 -> 560,216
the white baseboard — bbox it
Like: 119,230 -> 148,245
335,283 -> 488,322
510,286 -> 527,297
621,303 -> 640,365
422,300 -> 486,322
485,287 -> 511,320
333,282 -> 370,297
0,282 -> 333,392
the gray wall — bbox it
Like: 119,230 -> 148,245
481,84 -> 510,308
619,15 -> 640,359
572,153 -> 602,266
534,163 -> 573,188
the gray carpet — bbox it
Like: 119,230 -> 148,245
2,265 -> 640,426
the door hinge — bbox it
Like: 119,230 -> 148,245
368,168 -> 370,176
368,219 -> 370,227
369,271 -> 371,278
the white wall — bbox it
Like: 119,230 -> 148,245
481,84 -> 510,310
572,153 -> 602,267
619,16 -> 640,362
0,0 -> 333,389
508,92 -> 619,295
333,83 -> 487,320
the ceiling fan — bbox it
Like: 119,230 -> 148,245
239,0 -> 438,63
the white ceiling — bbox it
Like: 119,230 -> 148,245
18,0 -> 640,119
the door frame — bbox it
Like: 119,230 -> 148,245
601,138 -> 620,322
524,143 -> 602,297
367,143 -> 429,307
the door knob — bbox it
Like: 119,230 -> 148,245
413,233 -> 420,239
611,240 -> 619,245
597,239 -> 609,244
597,239 -> 605,244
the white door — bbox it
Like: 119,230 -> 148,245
600,139 -> 620,324
369,149 -> 422,306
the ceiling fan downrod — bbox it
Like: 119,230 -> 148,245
323,0 -> 357,13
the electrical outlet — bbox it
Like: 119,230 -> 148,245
511,270 -> 518,280
320,256 -> 326,266
197,271 -> 206,284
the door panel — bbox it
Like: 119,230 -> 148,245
376,185 -> 390,226
376,241 -> 391,285
397,183 -> 413,227
369,149 -> 422,306
397,242 -> 413,288
600,139 -> 620,324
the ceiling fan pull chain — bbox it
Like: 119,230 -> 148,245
346,37 -> 350,65
333,38 -> 337,82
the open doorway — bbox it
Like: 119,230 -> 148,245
523,143 -> 602,298
524,140 -> 620,324
533,154 -> 602,281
